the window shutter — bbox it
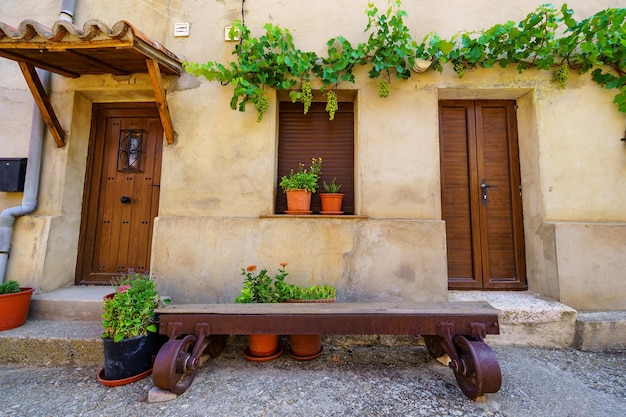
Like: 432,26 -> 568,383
277,101 -> 354,214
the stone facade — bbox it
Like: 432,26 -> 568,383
0,0 -> 624,310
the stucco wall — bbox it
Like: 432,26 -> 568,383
0,0 -> 624,310
554,223 -> 626,311
151,216 -> 448,303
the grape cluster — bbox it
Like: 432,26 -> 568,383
301,81 -> 313,114
553,63 -> 569,89
378,79 -> 391,98
325,91 -> 338,121
453,63 -> 466,79
255,94 -> 269,123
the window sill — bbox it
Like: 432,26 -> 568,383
260,214 -> 369,220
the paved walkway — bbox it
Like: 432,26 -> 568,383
0,344 -> 624,417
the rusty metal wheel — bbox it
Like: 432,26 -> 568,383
450,335 -> 502,399
423,336 -> 446,359
153,335 -> 198,395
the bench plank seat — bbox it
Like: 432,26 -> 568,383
156,301 -> 500,336
153,301 -> 503,399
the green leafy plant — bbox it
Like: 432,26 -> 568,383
364,0 -> 418,96
323,178 -> 342,193
185,21 -> 316,122
0,280 -> 21,295
288,284 -> 336,301
279,157 -> 322,193
185,1 -> 626,117
101,270 -> 169,343
235,263 -> 291,303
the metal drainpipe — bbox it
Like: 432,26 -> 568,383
0,0 -> 76,283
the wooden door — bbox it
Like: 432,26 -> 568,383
76,103 -> 163,285
439,100 -> 526,289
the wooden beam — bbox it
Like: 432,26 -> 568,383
18,61 -> 65,147
146,58 -> 175,145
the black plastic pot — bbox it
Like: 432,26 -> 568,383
102,334 -> 157,380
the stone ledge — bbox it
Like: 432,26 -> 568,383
574,311 -> 626,351
449,291 -> 578,347
0,321 -> 103,366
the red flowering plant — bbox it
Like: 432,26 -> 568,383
102,270 -> 169,342
235,263 -> 291,303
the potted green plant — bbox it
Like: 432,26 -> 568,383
0,280 -> 35,331
320,178 -> 344,214
99,270 -> 169,385
287,284 -> 336,361
235,263 -> 290,360
279,157 -> 322,214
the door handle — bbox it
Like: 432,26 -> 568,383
481,179 -> 496,205
120,196 -> 132,204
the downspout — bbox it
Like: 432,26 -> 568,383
0,0 -> 76,283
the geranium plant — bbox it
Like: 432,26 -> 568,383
102,271 -> 169,342
235,263 -> 291,303
279,157 -> 322,193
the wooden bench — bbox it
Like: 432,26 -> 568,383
152,301 -> 502,399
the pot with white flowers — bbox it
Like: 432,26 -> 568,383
279,158 -> 322,214
99,271 -> 169,386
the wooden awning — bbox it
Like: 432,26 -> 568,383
0,19 -> 184,147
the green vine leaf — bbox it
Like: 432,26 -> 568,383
184,1 -> 626,117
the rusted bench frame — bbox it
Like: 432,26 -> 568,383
153,302 -> 502,399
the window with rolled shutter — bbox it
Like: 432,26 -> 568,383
277,101 -> 354,214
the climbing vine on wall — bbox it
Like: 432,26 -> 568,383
184,1 -> 626,121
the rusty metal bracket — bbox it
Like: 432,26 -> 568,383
470,322 -> 487,342
165,321 -> 183,340
435,321 -> 461,364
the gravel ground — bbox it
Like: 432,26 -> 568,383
0,344 -> 624,417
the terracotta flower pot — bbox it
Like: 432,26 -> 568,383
0,287 -> 34,331
247,334 -> 280,358
289,334 -> 323,359
288,297 -> 335,360
285,189 -> 312,214
320,193 -> 344,214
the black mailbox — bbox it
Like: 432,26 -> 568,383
0,158 -> 28,192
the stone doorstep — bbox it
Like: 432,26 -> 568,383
29,286 -> 114,322
448,290 -> 578,348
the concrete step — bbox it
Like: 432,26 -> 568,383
0,320 -> 104,366
29,286 -> 114,321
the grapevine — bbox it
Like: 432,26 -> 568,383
453,63 -> 466,79
255,94 -> 269,123
301,81 -> 313,114
378,79 -> 391,98
553,63 -> 569,89
325,90 -> 338,120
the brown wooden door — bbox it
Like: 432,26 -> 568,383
439,100 -> 526,289
76,103 -> 163,284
